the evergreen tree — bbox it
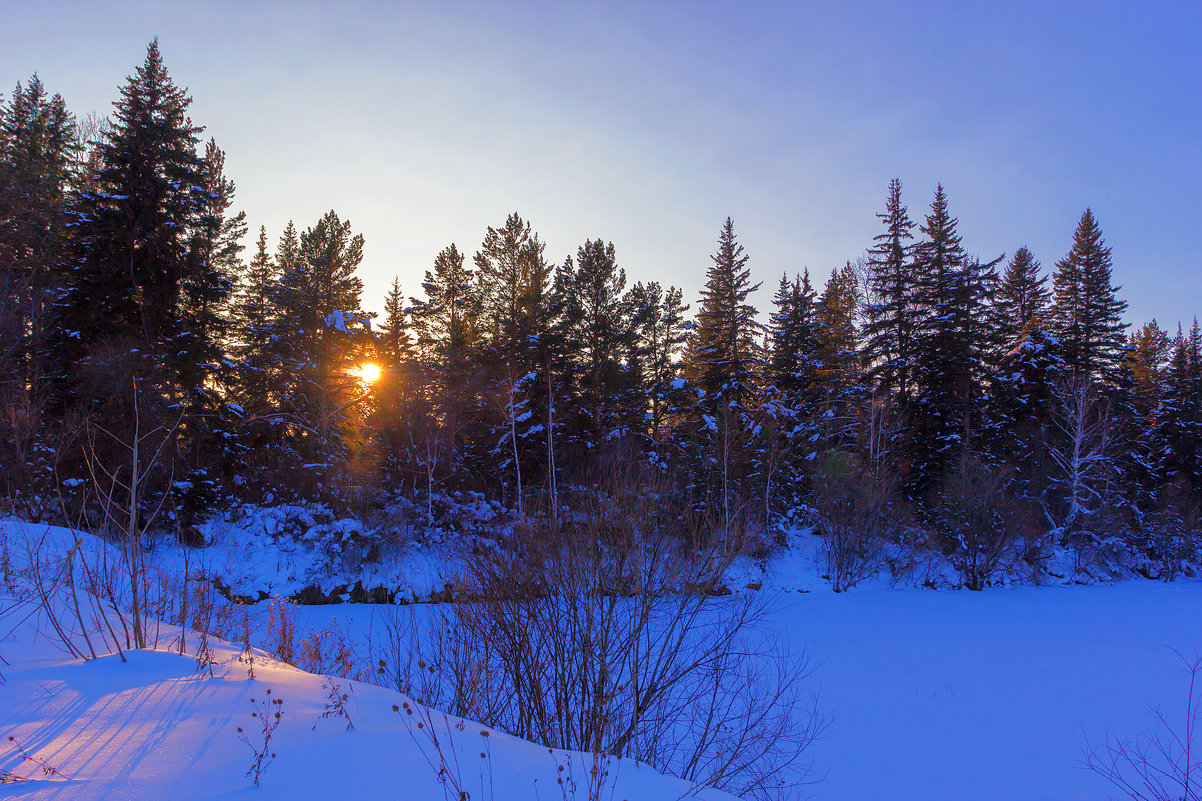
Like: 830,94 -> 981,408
56,39 -> 211,385
767,271 -> 823,415
410,243 -> 482,481
378,277 -> 412,365
685,218 -> 762,409
1051,209 -> 1128,380
910,185 -> 970,486
554,239 -> 638,456
629,281 -> 689,450
996,246 -> 1049,338
862,178 -> 919,406
0,75 -> 77,503
1155,320 -> 1202,504
50,40 -> 223,519
271,211 -> 371,473
473,213 -> 556,509
817,262 -> 860,396
411,243 -> 477,363
683,218 -> 762,526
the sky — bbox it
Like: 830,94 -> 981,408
3,0 -> 1200,328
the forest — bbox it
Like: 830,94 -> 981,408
1,40 -> 1200,592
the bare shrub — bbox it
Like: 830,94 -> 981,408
418,467 -> 826,800
3,734 -> 71,783
237,689 -> 284,787
313,677 -> 355,731
262,596 -> 297,665
810,452 -> 904,592
296,618 -> 362,680
932,458 -> 1025,591
1084,652 -> 1202,800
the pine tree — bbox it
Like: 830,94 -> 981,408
409,243 -> 482,481
996,246 -> 1049,338
0,75 -> 77,502
271,211 -> 371,471
1051,209 -> 1128,380
862,178 -> 919,406
554,239 -> 638,456
629,281 -> 689,450
683,218 -> 762,526
57,40 -> 210,380
910,185 -> 969,486
473,213 -> 556,509
378,277 -> 412,365
411,243 -> 477,363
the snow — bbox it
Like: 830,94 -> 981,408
0,595 -> 728,800
3,517 -> 1200,798
281,580 -> 1202,801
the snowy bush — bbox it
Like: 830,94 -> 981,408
932,458 -> 1026,591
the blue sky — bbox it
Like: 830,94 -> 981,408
4,0 -> 1199,327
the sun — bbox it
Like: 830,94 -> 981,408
356,363 -> 382,384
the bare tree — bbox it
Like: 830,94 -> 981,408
1084,652 -> 1202,801
1044,377 -> 1115,533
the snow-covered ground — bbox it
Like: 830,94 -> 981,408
2,515 -> 1200,799
284,581 -> 1202,800
0,594 -> 732,800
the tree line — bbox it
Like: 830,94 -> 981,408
1,42 -> 1199,573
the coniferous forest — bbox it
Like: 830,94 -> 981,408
2,40 -> 1201,589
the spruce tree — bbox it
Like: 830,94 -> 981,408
685,218 -> 762,409
57,39 -> 210,382
554,239 -> 638,456
1051,209 -> 1128,379
684,218 -> 762,525
817,262 -> 860,395
996,246 -> 1049,338
51,40 -> 222,518
0,75 -> 77,503
1155,320 -> 1202,503
378,277 -> 412,365
629,281 -> 689,450
911,185 -> 969,486
862,178 -> 919,406
272,211 -> 370,471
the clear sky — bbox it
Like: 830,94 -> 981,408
3,0 -> 1199,328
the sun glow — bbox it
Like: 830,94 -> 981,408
356,363 -> 382,384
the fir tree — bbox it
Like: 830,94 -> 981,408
996,246 -> 1049,337
554,239 -> 638,455
57,39 -> 210,378
0,74 -> 77,501
378,277 -> 412,365
685,218 -> 762,409
1051,209 -> 1128,380
630,281 -> 689,450
910,185 -> 969,486
862,178 -> 919,406
684,218 -> 762,526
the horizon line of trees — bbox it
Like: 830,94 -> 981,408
2,42 -> 1199,572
